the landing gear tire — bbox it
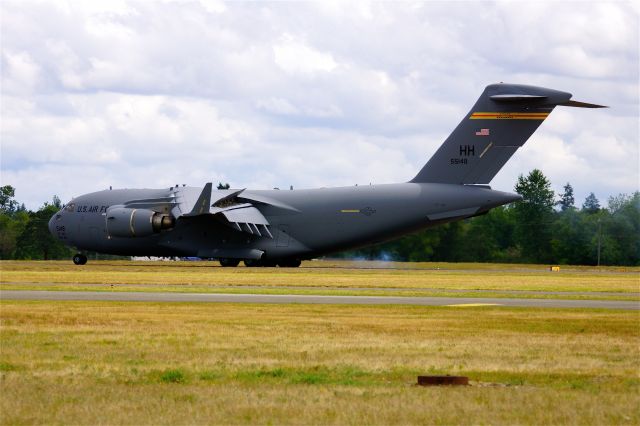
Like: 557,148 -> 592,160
219,258 -> 240,267
278,259 -> 302,268
72,254 -> 88,265
244,259 -> 260,267
243,259 -> 277,267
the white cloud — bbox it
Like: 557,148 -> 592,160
256,97 -> 300,116
0,1 -> 638,209
273,34 -> 338,75
1,50 -> 41,94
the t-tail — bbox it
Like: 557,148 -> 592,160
411,83 -> 606,184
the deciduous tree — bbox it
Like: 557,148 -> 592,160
0,185 -> 18,214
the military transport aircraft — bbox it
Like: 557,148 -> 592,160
49,83 -> 604,267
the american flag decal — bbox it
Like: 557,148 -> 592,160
475,128 -> 490,136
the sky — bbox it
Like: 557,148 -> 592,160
1,0 -> 638,210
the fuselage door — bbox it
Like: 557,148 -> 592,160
276,225 -> 290,247
89,226 -> 104,250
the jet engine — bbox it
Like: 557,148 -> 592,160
106,207 -> 175,238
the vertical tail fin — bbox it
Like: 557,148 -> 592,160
411,83 -> 605,184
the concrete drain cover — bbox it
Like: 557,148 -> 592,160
417,375 -> 469,386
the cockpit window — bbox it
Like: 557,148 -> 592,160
55,214 -> 62,221
65,203 -> 75,213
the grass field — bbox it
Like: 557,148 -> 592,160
1,301 -> 639,425
1,260 -> 639,424
1,260 -> 639,301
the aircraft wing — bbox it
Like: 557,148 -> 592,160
176,183 -> 276,239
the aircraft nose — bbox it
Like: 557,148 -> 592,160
48,214 -> 57,238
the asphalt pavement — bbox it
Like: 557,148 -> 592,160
1,290 -> 638,310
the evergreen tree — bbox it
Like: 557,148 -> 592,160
52,195 -> 62,209
217,182 -> 231,190
513,169 -> 555,263
582,192 -> 600,213
557,182 -> 575,211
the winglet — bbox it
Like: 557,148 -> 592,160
190,182 -> 212,215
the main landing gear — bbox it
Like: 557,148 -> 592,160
277,259 -> 302,268
241,258 -> 301,268
72,253 -> 88,265
219,258 -> 241,267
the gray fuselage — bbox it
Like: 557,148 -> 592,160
49,183 -> 519,260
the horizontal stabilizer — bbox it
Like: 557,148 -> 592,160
490,94 -> 547,102
559,100 -> 608,108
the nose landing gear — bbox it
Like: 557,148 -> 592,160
72,253 -> 88,265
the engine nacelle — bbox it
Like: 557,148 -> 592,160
106,207 -> 175,238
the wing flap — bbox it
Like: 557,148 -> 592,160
221,206 -> 269,225
221,205 -> 273,238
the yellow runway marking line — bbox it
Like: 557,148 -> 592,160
445,303 -> 503,307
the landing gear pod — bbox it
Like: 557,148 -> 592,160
106,207 -> 175,238
219,258 -> 240,267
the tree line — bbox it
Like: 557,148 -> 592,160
1,170 -> 638,265
336,169 -> 639,266
0,186 -> 72,260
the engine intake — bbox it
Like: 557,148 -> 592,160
106,207 -> 175,238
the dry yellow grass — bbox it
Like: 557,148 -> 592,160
1,301 -> 638,424
1,260 -> 638,295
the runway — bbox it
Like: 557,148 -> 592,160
5,282 -> 638,298
1,290 -> 638,310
